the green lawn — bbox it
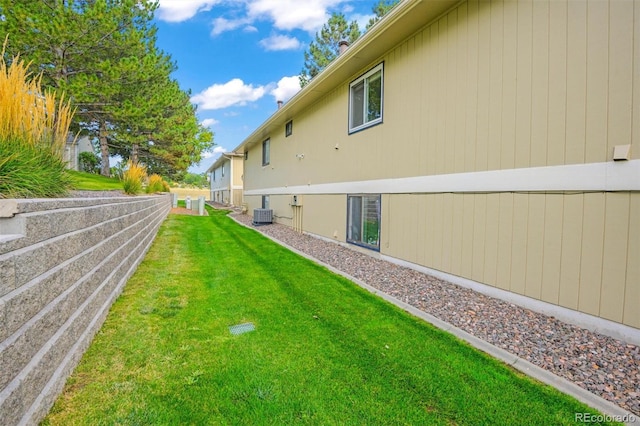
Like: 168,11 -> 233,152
43,208 -> 616,425
68,170 -> 123,190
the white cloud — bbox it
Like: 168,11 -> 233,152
211,17 -> 251,36
202,146 -> 227,159
156,0 -> 220,22
191,78 -> 266,110
200,118 -> 219,128
247,0 -> 344,32
259,34 -> 302,51
270,76 -> 301,103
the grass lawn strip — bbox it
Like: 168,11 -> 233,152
43,207 -> 619,425
68,170 -> 123,191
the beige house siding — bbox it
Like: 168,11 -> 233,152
383,192 -> 639,329
240,0 -> 639,331
208,154 -> 244,206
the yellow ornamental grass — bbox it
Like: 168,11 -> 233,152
122,160 -> 147,195
0,39 -> 75,158
146,173 -> 167,193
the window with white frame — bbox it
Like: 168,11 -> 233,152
221,164 -> 225,177
262,138 -> 270,166
347,194 -> 381,250
349,63 -> 383,133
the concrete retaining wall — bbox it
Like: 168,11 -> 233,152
0,194 -> 171,425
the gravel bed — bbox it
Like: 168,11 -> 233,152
230,212 -> 639,416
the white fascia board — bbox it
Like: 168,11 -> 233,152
244,160 -> 640,196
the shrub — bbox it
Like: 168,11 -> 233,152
0,38 -> 75,198
122,160 -> 147,195
146,174 -> 167,193
0,137 -> 73,198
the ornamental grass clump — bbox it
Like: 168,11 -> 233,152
146,174 -> 167,193
122,161 -> 147,195
0,39 -> 76,198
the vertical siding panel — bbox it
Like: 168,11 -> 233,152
541,195 -> 563,304
435,18 -> 448,175
415,32 -> 427,177
424,194 -> 435,265
525,194 -> 545,299
608,0 -> 634,158
407,37 -> 421,177
461,193 -> 475,278
472,194 -> 487,281
455,2 -> 468,173
600,194 -> 630,323
441,193 -> 454,272
496,193 -> 514,290
445,10 -> 458,174
450,194 -> 464,276
488,0 -> 504,171
530,0 -> 549,167
511,193 -> 529,295
393,194 -> 410,259
559,195 -> 584,310
484,193 -> 500,286
384,194 -> 394,254
390,46 -> 404,178
382,195 -> 391,253
579,193 -> 605,316
432,193 -> 444,270
514,0 -> 533,168
416,195 -> 427,266
634,0 -> 640,156
584,0 -> 609,163
624,195 -> 640,328
501,0 -> 518,170
565,0 -> 587,165
475,2 -> 491,172
384,47 -> 402,179
406,194 -> 419,264
427,25 -> 439,175
465,0 -> 479,172
547,0 -> 567,166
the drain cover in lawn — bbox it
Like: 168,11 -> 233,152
229,322 -> 255,335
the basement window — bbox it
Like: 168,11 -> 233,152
347,194 -> 380,250
349,63 -> 383,133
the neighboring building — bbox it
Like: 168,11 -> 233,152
63,135 -> 95,171
207,152 -> 244,206
234,0 -> 640,339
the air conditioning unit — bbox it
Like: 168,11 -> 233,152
253,208 -> 273,225
291,195 -> 302,206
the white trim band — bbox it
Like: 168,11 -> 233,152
245,160 -> 640,196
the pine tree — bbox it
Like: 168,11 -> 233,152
299,13 -> 361,87
365,0 -> 400,30
0,0 -> 213,177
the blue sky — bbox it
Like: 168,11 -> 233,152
153,0 -> 378,174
